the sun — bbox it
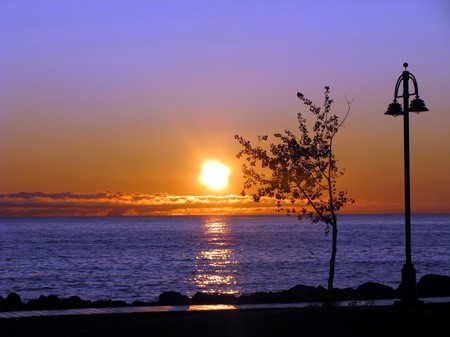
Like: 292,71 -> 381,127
199,160 -> 230,190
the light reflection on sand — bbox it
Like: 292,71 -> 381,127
193,218 -> 240,294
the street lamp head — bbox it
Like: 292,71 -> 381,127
385,100 -> 403,117
409,96 -> 429,113
385,63 -> 429,117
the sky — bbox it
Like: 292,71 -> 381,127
1,0 -> 449,216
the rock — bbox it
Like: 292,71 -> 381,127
27,298 -> 42,310
239,286 -> 328,304
417,274 -> 450,297
4,292 -> 23,309
286,285 -> 327,302
27,294 -> 62,310
190,292 -> 237,305
238,292 -> 275,304
42,294 -> 61,308
159,291 -> 190,305
62,296 -> 91,309
331,287 -> 358,301
27,295 -> 91,310
356,282 -> 395,299
132,300 -> 146,306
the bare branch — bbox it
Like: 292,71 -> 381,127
337,95 -> 354,130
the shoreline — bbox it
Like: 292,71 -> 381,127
2,274 -> 449,313
2,274 -> 449,336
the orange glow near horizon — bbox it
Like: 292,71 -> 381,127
2,191 -> 447,217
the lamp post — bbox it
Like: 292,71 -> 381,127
385,63 -> 428,306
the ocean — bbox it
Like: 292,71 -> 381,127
0,214 -> 449,303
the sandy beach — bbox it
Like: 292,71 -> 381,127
1,302 -> 449,337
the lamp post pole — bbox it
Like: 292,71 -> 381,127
400,66 -> 414,304
385,63 -> 428,306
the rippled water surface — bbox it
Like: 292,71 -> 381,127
1,215 -> 449,302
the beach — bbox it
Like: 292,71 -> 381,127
1,303 -> 449,337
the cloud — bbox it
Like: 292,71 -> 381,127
0,192 -> 282,217
4,192 -> 415,217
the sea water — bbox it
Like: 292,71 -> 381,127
0,214 -> 449,302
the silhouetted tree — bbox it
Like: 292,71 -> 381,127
235,87 -> 354,304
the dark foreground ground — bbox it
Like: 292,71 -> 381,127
1,302 -> 449,337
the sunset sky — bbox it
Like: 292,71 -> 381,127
1,1 -> 449,216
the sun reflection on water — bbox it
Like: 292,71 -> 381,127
194,218 -> 240,295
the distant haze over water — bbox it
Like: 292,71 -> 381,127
1,215 -> 449,302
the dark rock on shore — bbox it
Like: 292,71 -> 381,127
286,284 -> 328,302
159,291 -> 190,305
237,282 -> 395,304
356,282 -> 395,299
331,287 -> 358,300
19,294 -> 92,310
238,285 -> 328,304
2,274 -> 449,311
191,292 -> 237,304
238,291 -> 278,304
417,274 -> 450,297
3,293 -> 23,310
64,295 -> 92,309
27,294 -> 61,309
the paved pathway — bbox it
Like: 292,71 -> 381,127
1,297 -> 449,319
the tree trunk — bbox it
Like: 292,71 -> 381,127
326,221 -> 338,306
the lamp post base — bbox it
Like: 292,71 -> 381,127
394,263 -> 423,308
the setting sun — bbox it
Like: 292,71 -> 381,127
199,160 -> 230,190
